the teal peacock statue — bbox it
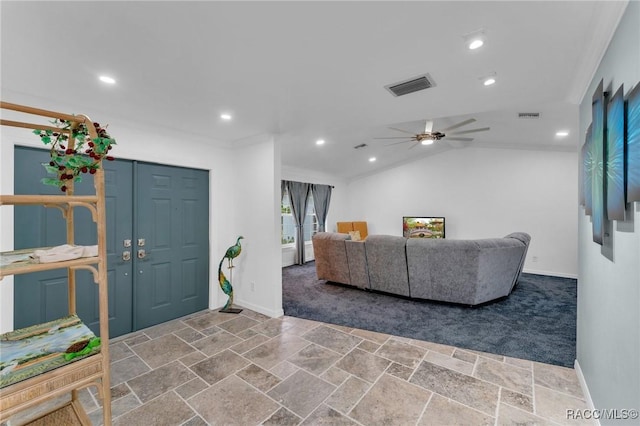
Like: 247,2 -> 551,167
219,236 -> 243,313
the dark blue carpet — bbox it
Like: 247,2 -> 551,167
282,262 -> 576,367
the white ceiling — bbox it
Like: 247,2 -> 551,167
0,1 -> 628,180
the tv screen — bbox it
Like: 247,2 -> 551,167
403,216 -> 445,239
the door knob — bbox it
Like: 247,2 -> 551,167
122,251 -> 131,261
137,249 -> 146,259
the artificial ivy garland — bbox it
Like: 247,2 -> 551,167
34,119 -> 116,192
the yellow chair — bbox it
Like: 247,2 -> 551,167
336,221 -> 368,240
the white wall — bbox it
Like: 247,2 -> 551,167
230,134 -> 283,317
577,1 -> 640,419
0,90 -> 279,332
347,146 -> 578,277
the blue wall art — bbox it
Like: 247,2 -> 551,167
582,78 -> 640,249
606,85 -> 625,220
582,124 -> 593,215
627,83 -> 640,202
591,80 -> 605,245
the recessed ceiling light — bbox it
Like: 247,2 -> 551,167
369,157 -> 376,162
468,39 -> 484,50
98,75 -> 116,84
483,78 -> 496,86
316,139 -> 325,145
220,113 -> 232,121
463,29 -> 485,50
556,131 -> 569,137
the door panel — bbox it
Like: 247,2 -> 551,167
134,163 -> 209,329
14,148 -> 209,336
14,147 -> 134,337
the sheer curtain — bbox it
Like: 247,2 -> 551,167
284,180 -> 310,265
311,184 -> 332,232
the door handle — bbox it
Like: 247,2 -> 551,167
137,249 -> 147,259
122,251 -> 131,261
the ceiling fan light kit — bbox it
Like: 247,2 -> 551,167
376,117 -> 490,149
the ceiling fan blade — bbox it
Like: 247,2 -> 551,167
408,141 -> 421,150
447,127 -> 490,135
374,137 -> 415,139
424,120 -> 434,133
388,127 -> 417,135
440,118 -> 476,132
446,140 -> 473,149
385,140 -> 413,146
445,137 -> 474,142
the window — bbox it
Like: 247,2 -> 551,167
281,187 -> 318,246
281,190 -> 295,245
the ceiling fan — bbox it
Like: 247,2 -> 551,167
375,118 -> 489,149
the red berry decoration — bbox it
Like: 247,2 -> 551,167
36,119 -> 115,189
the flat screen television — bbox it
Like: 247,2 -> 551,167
403,216 -> 445,239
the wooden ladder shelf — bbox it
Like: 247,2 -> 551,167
0,101 -> 112,425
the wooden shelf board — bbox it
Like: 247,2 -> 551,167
0,194 -> 98,206
0,248 -> 98,279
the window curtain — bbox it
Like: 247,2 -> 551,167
311,184 -> 332,232
285,180 -> 310,264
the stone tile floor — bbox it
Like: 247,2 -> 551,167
8,308 -> 593,425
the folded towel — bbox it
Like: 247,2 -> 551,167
31,244 -> 98,264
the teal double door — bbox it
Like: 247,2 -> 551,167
14,147 -> 210,338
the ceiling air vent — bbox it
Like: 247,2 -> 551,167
518,112 -> 540,119
354,143 -> 368,149
385,74 -> 436,97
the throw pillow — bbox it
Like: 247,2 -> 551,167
348,230 -> 362,241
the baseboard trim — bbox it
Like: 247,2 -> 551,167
574,359 -> 601,426
522,268 -> 578,279
235,299 -> 284,318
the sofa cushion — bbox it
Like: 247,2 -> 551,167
312,232 -> 351,285
406,237 -> 527,305
345,240 -> 369,289
365,235 -> 410,297
348,230 -> 362,241
352,222 -> 368,240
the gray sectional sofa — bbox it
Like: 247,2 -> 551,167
311,232 -> 531,305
